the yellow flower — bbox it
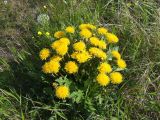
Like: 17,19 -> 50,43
98,40 -> 107,49
105,33 -> 119,43
65,26 -> 75,33
54,31 -> 65,38
110,72 -> 123,84
89,37 -> 106,49
97,27 -> 108,35
71,51 -> 91,63
51,41 -> 61,50
80,29 -> 92,39
89,47 -> 107,60
42,60 -> 60,74
98,62 -> 112,73
79,24 -> 88,30
59,38 -> 70,46
55,45 -> 68,56
50,55 -> 62,62
87,24 -> 96,30
89,37 -> 100,46
75,52 -> 91,63
73,41 -> 86,51
38,31 -> 42,36
51,38 -> 70,50
71,52 -> 77,59
45,32 -> 50,36
96,73 -> 110,86
39,48 -> 50,60
79,23 -> 96,30
111,50 -> 121,59
65,61 -> 78,74
117,59 -> 127,69
55,85 -> 69,99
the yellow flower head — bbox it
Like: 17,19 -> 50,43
42,60 -> 60,74
89,37 -> 107,49
79,23 -> 96,30
65,61 -> 78,74
111,50 -> 121,59
56,85 -> 70,99
89,47 -> 107,60
39,48 -> 50,60
50,55 -> 62,62
73,41 -> 86,51
79,24 -> 88,29
38,31 -> 42,36
55,45 -> 68,56
89,37 -> 100,46
59,38 -> 70,46
51,38 -> 70,50
98,62 -> 112,73
96,73 -> 110,86
97,27 -> 108,35
105,33 -> 119,43
45,32 -> 50,36
54,31 -> 65,38
110,72 -> 123,84
71,52 -> 77,59
71,51 -> 91,63
87,24 -> 96,30
65,26 -> 75,33
98,40 -> 107,49
51,41 -> 61,50
117,59 -> 127,69
80,29 -> 92,39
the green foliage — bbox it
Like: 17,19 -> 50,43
70,90 -> 84,103
0,89 -> 27,119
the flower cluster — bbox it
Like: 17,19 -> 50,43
39,23 -> 127,99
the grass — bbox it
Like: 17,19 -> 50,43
0,0 -> 160,119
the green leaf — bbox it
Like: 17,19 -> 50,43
85,97 -> 96,112
96,94 -> 103,105
70,90 -> 84,103
111,117 -> 119,120
55,76 -> 72,86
